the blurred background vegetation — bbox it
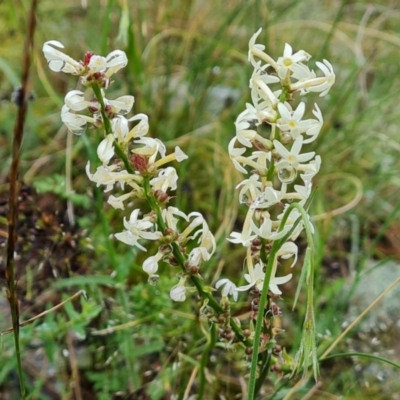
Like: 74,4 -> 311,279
1,0 -> 400,399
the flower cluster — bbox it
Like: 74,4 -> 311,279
43,41 -> 217,302
216,29 -> 335,301
43,31 -> 335,388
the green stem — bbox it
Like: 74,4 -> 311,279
198,323 -> 217,398
321,352 -> 400,370
91,84 -> 134,174
91,84 -> 112,135
248,239 -> 279,400
255,349 -> 273,395
248,201 -> 316,398
285,203 -> 319,379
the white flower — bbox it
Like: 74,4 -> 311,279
65,90 -> 133,116
102,50 -> 128,77
276,43 -> 311,80
303,104 -> 323,144
64,90 -> 88,111
86,163 -> 116,192
248,151 -> 271,175
215,279 -> 239,301
112,114 -> 149,145
86,162 -> 141,192
126,114 -> 150,138
277,241 -> 298,267
290,59 -> 335,97
170,285 -> 186,302
86,50 -> 128,77
42,41 -> 128,79
174,147 -> 189,162
155,146 -> 189,168
229,140 -> 270,176
250,217 -> 287,241
188,229 -> 216,265
277,102 -> 313,140
250,85 -> 279,123
252,183 -> 287,209
250,64 -> 281,112
87,55 -> 107,72
132,137 -> 166,164
250,62 -> 280,88
314,60 -> 335,96
42,41 -> 84,74
251,73 -> 280,109
235,111 -> 258,148
234,102 -> 274,150
112,116 -> 129,143
97,134 -> 115,165
269,271 -> 293,295
227,208 -> 257,246
107,192 -> 135,210
107,95 -> 134,115
179,213 -> 203,239
293,183 -> 312,205
143,251 -> 163,276
170,276 -> 190,302
248,28 -> 265,67
273,136 -> 315,170
228,138 -> 248,174
183,212 -> 216,264
162,207 -> 189,233
240,262 -> 265,292
150,167 -> 178,192
114,209 -> 161,251
267,243 -> 297,296
248,28 -> 278,69
236,175 -> 262,204
249,260 -> 290,295
299,155 -> 321,184
290,62 -> 316,82
237,259 -> 293,296
61,104 -> 97,135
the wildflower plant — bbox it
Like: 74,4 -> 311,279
43,28 -> 334,398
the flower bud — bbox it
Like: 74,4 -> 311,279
154,189 -> 169,204
273,345 -> 282,355
189,265 -> 199,275
88,98 -> 100,114
243,329 -> 251,338
168,256 -> 179,266
163,228 -> 178,243
130,154 -> 149,174
83,51 -> 94,66
104,104 -> 116,119
143,255 -> 159,275
270,363 -> 282,373
217,315 -> 226,324
170,285 -> 186,302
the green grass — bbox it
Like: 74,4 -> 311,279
1,0 -> 400,398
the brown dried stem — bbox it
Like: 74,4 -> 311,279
5,0 -> 38,397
